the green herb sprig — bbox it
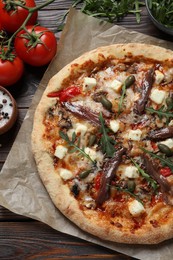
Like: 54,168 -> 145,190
140,147 -> 173,172
130,158 -> 158,191
72,0 -> 144,23
115,186 -> 143,204
58,1 -> 144,31
148,0 -> 173,28
99,113 -> 116,157
146,106 -> 173,125
118,75 -> 135,115
59,131 -> 96,165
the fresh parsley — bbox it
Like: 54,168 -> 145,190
99,112 -> 117,157
59,131 -> 96,165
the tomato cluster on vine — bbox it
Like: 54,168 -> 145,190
0,0 -> 57,87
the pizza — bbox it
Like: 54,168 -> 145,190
32,43 -> 173,244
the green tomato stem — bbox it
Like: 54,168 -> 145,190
29,0 -> 56,12
5,0 -> 56,53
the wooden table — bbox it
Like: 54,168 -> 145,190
0,1 -> 172,259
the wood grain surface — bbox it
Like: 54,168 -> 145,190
0,0 -> 172,259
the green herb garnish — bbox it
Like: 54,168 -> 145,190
115,186 -> 143,204
59,131 -> 96,165
118,75 -> 135,115
99,112 -> 116,157
72,0 -> 144,23
130,158 -> 158,191
140,147 -> 173,172
135,0 -> 141,23
148,0 -> 173,28
58,1 -> 144,32
146,106 -> 173,125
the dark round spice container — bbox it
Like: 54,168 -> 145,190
0,86 -> 18,135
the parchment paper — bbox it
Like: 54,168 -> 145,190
1,8 -> 173,260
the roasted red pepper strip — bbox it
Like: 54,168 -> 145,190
160,167 -> 172,177
47,91 -> 60,98
47,86 -> 81,102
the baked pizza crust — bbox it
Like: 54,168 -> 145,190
32,43 -> 173,244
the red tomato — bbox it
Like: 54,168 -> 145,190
47,86 -> 81,102
160,167 -> 172,177
151,141 -> 157,151
14,26 -> 57,66
0,49 -> 24,86
0,0 -> 37,33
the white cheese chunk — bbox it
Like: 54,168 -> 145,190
84,147 -> 97,161
59,168 -> 73,181
83,77 -> 97,91
109,120 -> 120,133
54,145 -> 68,159
110,79 -> 122,92
128,200 -> 145,216
150,88 -> 166,104
124,166 -> 139,179
128,129 -> 142,141
105,67 -> 113,75
155,70 -> 164,84
75,122 -> 88,136
159,138 -> 173,149
84,147 -> 103,162
75,179 -> 87,191
169,120 -> 173,126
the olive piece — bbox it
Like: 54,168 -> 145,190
88,134 -> 96,147
100,95 -> 112,111
71,183 -> 79,197
127,180 -> 136,193
158,143 -> 173,157
125,75 -> 135,88
79,169 -> 92,179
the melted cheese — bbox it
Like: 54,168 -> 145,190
155,70 -> 164,84
44,56 -> 173,224
109,120 -> 120,133
150,88 -> 166,104
110,79 -> 122,92
84,147 -> 104,162
83,77 -> 97,91
123,166 -> 139,179
75,122 -> 88,136
127,129 -> 142,141
128,200 -> 145,216
54,145 -> 68,159
59,168 -> 73,181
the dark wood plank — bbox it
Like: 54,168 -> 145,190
36,0 -> 72,9
0,206 -> 31,221
0,163 -> 3,171
0,222 -> 135,259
